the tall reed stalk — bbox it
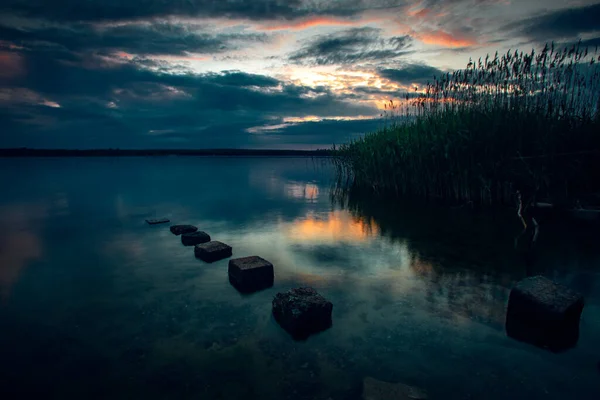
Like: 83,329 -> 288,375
335,42 -> 600,206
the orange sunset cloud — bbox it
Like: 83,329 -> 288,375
259,16 -> 360,31
417,30 -> 477,48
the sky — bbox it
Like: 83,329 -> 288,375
1,0 -> 599,149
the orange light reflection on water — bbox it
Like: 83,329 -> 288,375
286,211 -> 379,243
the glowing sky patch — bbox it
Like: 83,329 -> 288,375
416,30 -> 477,48
259,16 -> 360,31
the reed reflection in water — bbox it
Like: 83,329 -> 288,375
0,157 -> 599,400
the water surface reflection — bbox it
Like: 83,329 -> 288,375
0,157 -> 599,399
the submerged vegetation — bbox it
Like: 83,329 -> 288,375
334,42 -> 600,207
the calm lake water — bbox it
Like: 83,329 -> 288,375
0,157 -> 599,399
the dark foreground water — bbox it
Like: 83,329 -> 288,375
0,157 -> 599,399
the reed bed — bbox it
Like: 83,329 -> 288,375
334,42 -> 600,206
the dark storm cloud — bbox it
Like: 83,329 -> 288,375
350,86 -> 402,97
0,21 -> 268,56
289,27 -> 413,65
1,0 -> 486,150
0,0 -> 305,22
0,0 -> 411,23
1,43 -> 280,99
0,44 -> 378,148
512,3 -> 600,41
3,42 -> 377,116
203,71 -> 280,87
379,64 -> 445,85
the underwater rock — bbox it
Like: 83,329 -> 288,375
228,256 -> 274,293
194,241 -> 233,263
170,225 -> 198,235
181,231 -> 211,246
272,287 -> 332,340
146,218 -> 170,225
362,377 -> 428,400
506,275 -> 584,352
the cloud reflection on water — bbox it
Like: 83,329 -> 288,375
0,203 -> 48,302
284,182 -> 320,202
0,231 -> 43,302
2,158 -> 599,399
102,183 -> 510,334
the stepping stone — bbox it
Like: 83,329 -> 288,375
228,256 -> 274,293
362,377 -> 428,400
170,225 -> 198,236
194,241 -> 232,263
506,275 -> 584,351
272,287 -> 333,340
181,231 -> 211,246
146,218 -> 170,225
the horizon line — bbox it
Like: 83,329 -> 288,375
0,148 -> 335,157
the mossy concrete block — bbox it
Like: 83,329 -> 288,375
506,275 -> 584,351
272,287 -> 332,340
228,256 -> 274,293
181,231 -> 211,246
170,225 -> 198,235
194,241 -> 232,263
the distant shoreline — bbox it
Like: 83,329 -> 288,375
0,148 -> 334,158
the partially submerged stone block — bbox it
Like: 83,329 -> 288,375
362,377 -> 428,400
228,256 -> 274,293
272,287 -> 333,340
170,225 -> 198,236
181,231 -> 211,246
194,241 -> 232,263
146,218 -> 170,225
506,275 -> 584,351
